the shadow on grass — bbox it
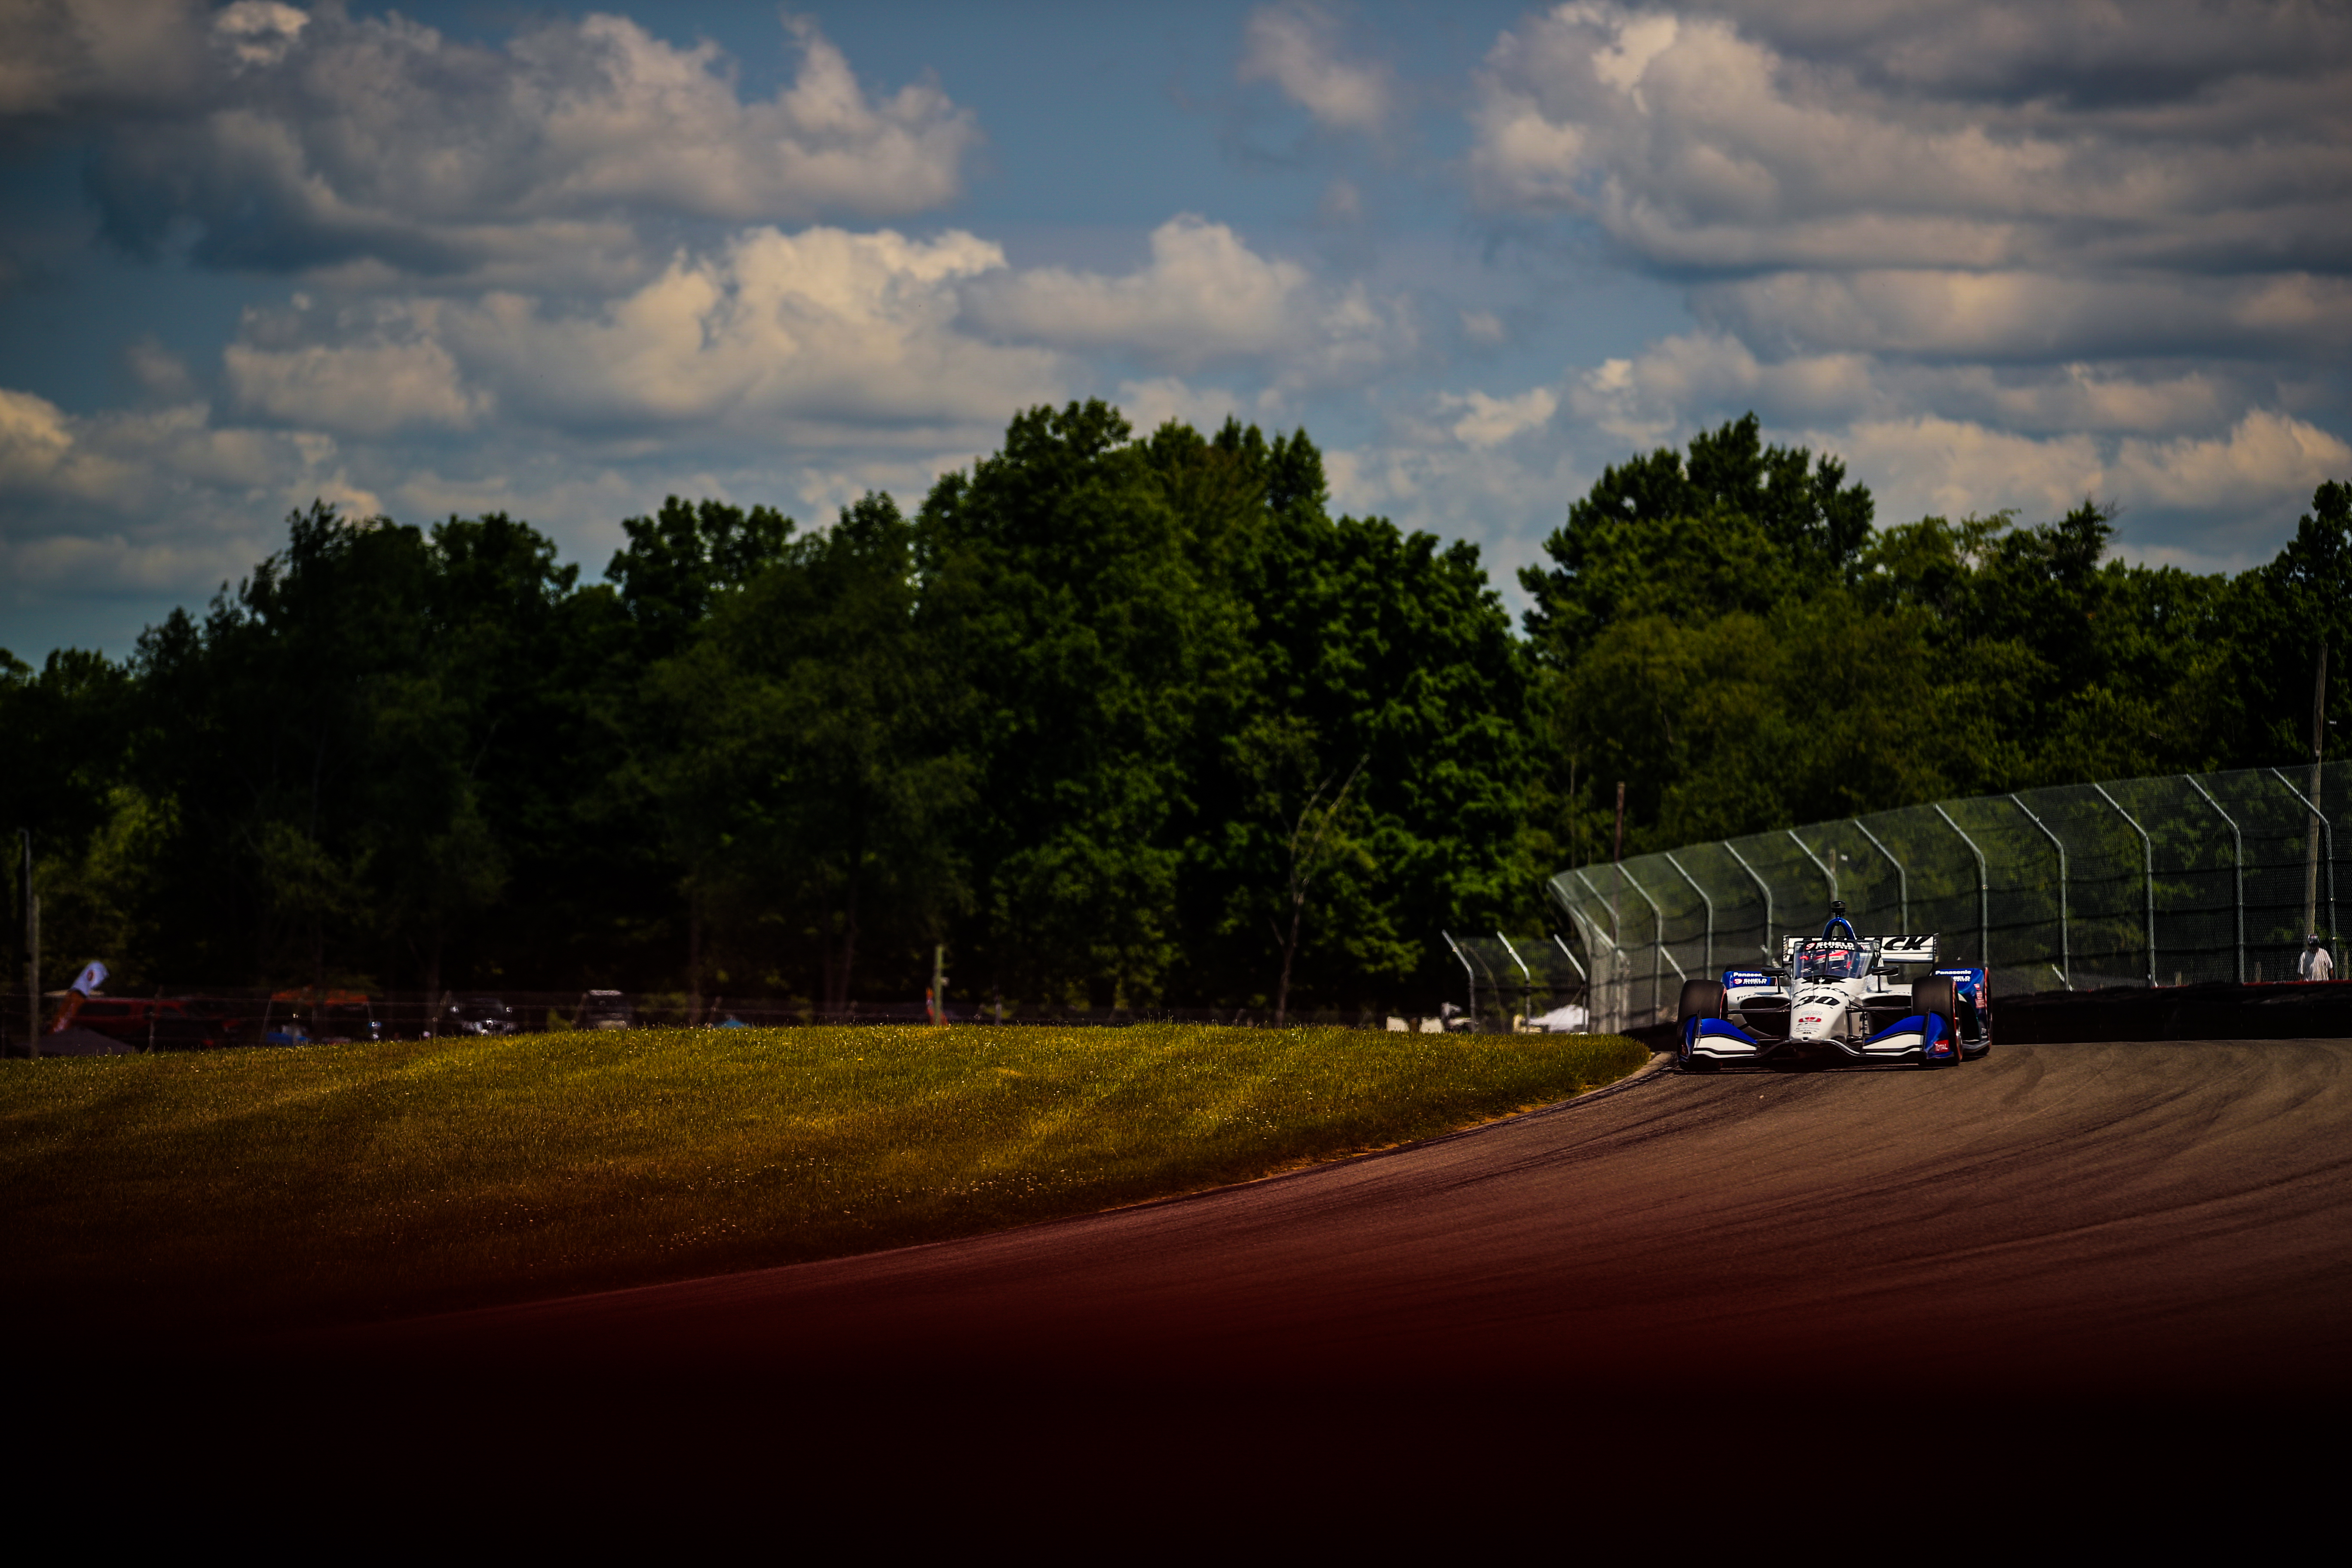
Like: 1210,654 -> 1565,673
0,1024 -> 1648,1335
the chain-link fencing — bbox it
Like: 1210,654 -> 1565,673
1550,762 -> 2346,1033
1441,931 -> 1591,1032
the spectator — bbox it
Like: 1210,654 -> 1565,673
2302,934 -> 2337,982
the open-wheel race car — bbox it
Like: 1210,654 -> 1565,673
1676,904 -> 1990,1071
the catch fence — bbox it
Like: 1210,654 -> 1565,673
1550,763 -> 2346,1033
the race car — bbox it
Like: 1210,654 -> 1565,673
1676,906 -> 1990,1071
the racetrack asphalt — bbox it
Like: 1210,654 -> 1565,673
317,1038 -> 2352,1410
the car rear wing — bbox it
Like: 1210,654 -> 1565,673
1778,933 -> 1940,968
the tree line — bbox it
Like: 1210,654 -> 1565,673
5,404 -> 2345,1014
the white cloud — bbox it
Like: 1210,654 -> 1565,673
962,215 -> 1412,381
965,216 -> 1308,364
1239,2 -> 1395,135
227,313 -> 484,436
79,11 -> 980,283
1442,386 -> 1559,447
1816,407 -> 2352,551
214,227 -> 1067,444
1117,377 -> 1268,437
1566,330 -> 1872,444
2112,410 -> 2352,514
1469,3 -> 2352,276
0,385 -> 371,601
1696,269 -> 2352,361
212,1 -> 306,71
1697,0 -> 2352,102
123,336 -> 199,401
1828,415 -> 2106,525
0,0 -> 208,116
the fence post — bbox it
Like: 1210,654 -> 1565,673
2092,783 -> 2159,987
1721,839 -> 1775,965
1572,867 -> 1621,1031
2009,793 -> 2070,989
1853,818 -> 1907,931
2269,767 -> 2339,944
1550,931 -> 1587,983
1787,828 -> 1837,911
1617,865 -> 1682,1025
1932,803 -> 1992,971
1443,931 -> 1478,1026
2185,775 -> 2245,984
1663,851 -> 1713,975
1495,931 -> 1534,1029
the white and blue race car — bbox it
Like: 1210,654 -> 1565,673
1676,910 -> 1990,1071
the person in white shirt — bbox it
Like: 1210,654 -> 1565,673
2302,934 -> 2337,982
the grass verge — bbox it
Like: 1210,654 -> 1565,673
0,1023 -> 1648,1335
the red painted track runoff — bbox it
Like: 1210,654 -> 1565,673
322,1038 -> 2352,1409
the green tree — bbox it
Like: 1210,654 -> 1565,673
644,493 -> 970,1012
919,401 -> 1247,1008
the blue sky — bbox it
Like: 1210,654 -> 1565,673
4,0 -> 2348,659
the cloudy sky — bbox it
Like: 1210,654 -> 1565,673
3,0 -> 2347,659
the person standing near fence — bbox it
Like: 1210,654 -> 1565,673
2303,934 -> 2337,982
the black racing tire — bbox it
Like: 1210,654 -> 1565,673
1677,978 -> 1726,1024
1912,975 -> 1960,1067
1681,1057 -> 1720,1074
1677,979 -> 1726,1068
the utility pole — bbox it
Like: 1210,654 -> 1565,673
2309,640 -> 2331,940
930,943 -> 947,1026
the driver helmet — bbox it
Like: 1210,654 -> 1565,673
2312,933 -> 2326,947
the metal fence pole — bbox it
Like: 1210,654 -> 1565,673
1663,851 -> 1713,975
1853,818 -> 1907,931
2269,767 -> 2340,942
1788,829 -> 1837,913
2185,775 -> 2245,983
1721,840 -> 1775,964
1496,931 -> 1534,1028
1617,865 -> 1680,1024
1551,932 -> 1587,986
2009,793 -> 2070,988
1571,869 -> 1620,1031
1932,803 -> 1991,970
2092,783 -> 2159,986
1443,931 -> 1478,1024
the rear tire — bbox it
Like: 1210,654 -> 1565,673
1913,975 -> 1960,1067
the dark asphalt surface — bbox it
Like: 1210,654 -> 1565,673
331,1038 -> 2352,1408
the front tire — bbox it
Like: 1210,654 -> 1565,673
1913,975 -> 1960,1068
1677,978 -> 1726,1071
1677,978 -> 1726,1024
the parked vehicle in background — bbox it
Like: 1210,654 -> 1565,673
575,990 -> 634,1030
181,997 -> 260,1045
64,997 -> 240,1050
269,989 -> 382,1044
441,996 -> 520,1036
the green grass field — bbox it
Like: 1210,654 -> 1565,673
0,1024 -> 1648,1335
